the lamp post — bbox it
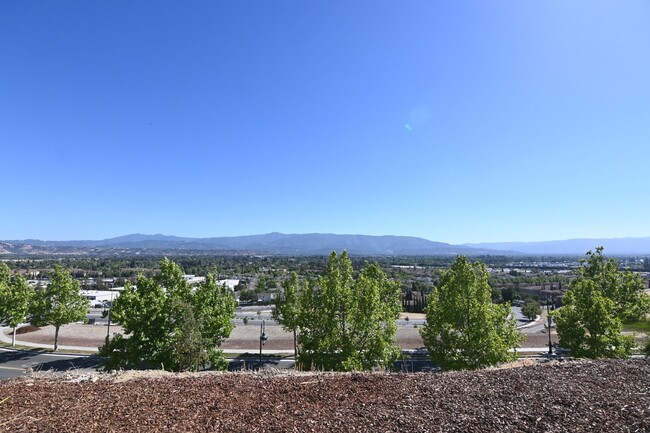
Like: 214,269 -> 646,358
106,292 -> 114,340
546,296 -> 555,355
259,319 -> 267,369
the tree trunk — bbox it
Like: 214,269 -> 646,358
54,325 -> 60,351
293,328 -> 297,359
12,326 -> 16,347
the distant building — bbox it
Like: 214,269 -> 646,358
183,275 -> 206,285
183,276 -> 239,291
81,290 -> 119,307
257,292 -> 278,302
218,279 -> 239,291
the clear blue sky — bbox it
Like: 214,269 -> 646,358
1,1 -> 649,244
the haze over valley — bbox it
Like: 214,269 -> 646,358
3,233 -> 650,256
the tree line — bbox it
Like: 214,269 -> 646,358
272,248 -> 650,370
0,263 -> 88,350
1,247 -> 649,372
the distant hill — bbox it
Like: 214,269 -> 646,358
465,237 -> 650,255
7,234 -> 650,256
3,233 -> 494,256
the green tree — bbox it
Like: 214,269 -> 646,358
0,265 -> 34,346
554,248 -> 644,358
296,251 -> 402,371
501,287 -> 521,303
0,263 -> 10,282
521,300 -> 541,321
420,256 -> 522,370
192,273 -> 237,369
490,286 -> 503,303
170,297 -> 210,372
554,279 -> 633,358
272,272 -> 302,358
30,265 -> 88,351
100,258 -> 236,371
238,289 -> 257,302
575,247 -> 649,321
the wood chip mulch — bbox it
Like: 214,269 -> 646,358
0,359 -> 648,432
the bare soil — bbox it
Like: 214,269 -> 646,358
4,324 -> 124,348
8,323 -> 426,351
7,323 -> 567,351
0,359 -> 648,432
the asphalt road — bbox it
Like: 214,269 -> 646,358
0,348 -> 443,379
0,349 -> 295,379
0,348 -> 105,380
88,307 -> 110,325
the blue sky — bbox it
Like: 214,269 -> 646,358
1,1 -> 649,244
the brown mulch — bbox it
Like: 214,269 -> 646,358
12,326 -> 40,335
0,359 -> 648,432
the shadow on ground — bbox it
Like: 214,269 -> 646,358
227,355 -> 294,371
0,349 -> 42,363
35,356 -> 105,373
0,349 -> 105,377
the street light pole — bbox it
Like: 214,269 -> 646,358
106,292 -> 114,340
547,296 -> 554,355
259,319 -> 267,369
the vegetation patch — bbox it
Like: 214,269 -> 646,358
623,319 -> 650,333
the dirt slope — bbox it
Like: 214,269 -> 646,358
1,359 -> 648,432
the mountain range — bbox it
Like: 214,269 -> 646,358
465,237 -> 650,255
1,233 -> 650,256
2,233 -> 487,256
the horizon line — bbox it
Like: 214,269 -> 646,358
3,232 -> 650,246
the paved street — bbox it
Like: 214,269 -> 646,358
0,348 -> 297,379
0,348 -> 104,380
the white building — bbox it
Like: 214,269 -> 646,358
81,290 -> 119,307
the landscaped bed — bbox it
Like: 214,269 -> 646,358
0,359 -> 648,432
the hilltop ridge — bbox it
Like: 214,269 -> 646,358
2,233 -> 488,256
4,233 -> 650,256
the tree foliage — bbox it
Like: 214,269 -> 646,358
554,248 -> 645,358
574,247 -> 649,321
100,258 -> 236,372
293,251 -> 402,371
501,287 -> 522,303
521,300 -> 541,321
272,272 -> 302,358
420,256 -> 522,370
0,264 -> 34,346
555,279 -> 634,358
0,263 -> 10,283
30,265 -> 88,351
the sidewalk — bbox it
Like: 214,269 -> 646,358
516,314 -> 544,329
